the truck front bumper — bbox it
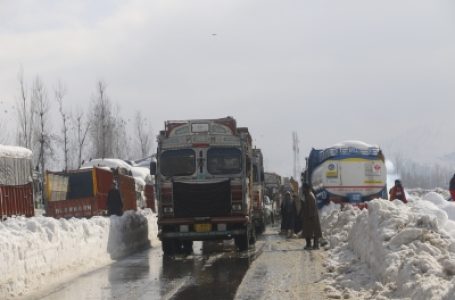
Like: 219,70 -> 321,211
158,216 -> 249,241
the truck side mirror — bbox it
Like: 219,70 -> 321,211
150,161 -> 157,175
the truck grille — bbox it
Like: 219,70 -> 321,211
173,180 -> 231,217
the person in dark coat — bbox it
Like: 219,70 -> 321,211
301,183 -> 322,250
280,191 -> 296,238
389,179 -> 407,203
107,181 -> 123,216
293,194 -> 304,235
450,174 -> 455,201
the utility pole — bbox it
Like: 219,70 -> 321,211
292,131 -> 300,179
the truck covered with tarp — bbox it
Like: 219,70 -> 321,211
0,144 -> 34,218
45,167 -> 138,218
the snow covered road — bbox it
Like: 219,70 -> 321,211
3,190 -> 455,300
235,228 -> 326,300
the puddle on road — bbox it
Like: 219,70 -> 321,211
160,240 -> 260,300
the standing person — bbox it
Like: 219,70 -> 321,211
280,191 -> 296,238
449,174 -> 455,201
293,193 -> 303,235
107,181 -> 123,216
301,183 -> 322,250
389,179 -> 407,203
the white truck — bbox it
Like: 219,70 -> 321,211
304,140 -> 387,208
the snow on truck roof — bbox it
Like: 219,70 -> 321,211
330,140 -> 380,150
0,144 -> 33,159
80,158 -> 132,170
80,158 -> 151,183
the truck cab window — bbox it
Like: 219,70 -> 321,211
160,149 -> 196,176
207,148 -> 241,175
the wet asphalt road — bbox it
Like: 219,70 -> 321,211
31,237 -> 266,300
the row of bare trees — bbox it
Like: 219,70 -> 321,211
14,69 -> 153,174
391,153 -> 453,189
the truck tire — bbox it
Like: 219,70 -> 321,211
235,226 -> 251,251
162,239 -> 177,255
249,226 -> 257,245
182,240 -> 193,254
235,234 -> 249,251
255,219 -> 265,235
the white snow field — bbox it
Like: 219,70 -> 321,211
321,191 -> 455,299
0,209 -> 158,299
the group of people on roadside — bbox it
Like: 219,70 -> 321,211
280,177 -> 322,250
279,173 -> 455,250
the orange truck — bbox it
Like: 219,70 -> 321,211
0,145 -> 35,219
45,167 -> 139,218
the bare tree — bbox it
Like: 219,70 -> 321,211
16,68 -> 35,149
74,108 -> 91,167
112,104 -> 130,159
0,117 -> 7,144
134,110 -> 153,158
32,76 -> 53,174
55,81 -> 70,171
89,81 -> 115,158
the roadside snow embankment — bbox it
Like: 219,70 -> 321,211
0,209 -> 158,299
321,193 -> 455,300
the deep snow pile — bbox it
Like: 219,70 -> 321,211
321,193 -> 455,299
0,209 -> 158,299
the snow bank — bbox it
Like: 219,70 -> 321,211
0,209 -> 159,299
322,193 -> 455,300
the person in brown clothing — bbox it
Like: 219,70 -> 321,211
301,182 -> 322,250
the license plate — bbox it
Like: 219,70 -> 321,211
194,223 -> 212,233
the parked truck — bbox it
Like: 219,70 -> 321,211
152,116 -> 257,254
45,166 -> 139,218
251,148 -> 266,233
0,144 -> 35,219
303,140 -> 387,208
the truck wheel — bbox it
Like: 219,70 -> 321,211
162,239 -> 177,255
249,227 -> 257,245
235,227 -> 250,251
182,241 -> 193,254
256,220 -> 265,235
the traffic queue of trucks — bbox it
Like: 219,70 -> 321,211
1,117 -> 390,255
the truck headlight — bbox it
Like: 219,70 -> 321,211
232,204 -> 242,211
163,207 -> 174,214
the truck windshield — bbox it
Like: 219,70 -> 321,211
207,148 -> 242,175
160,149 -> 196,176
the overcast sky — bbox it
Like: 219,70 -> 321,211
1,0 -> 454,176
